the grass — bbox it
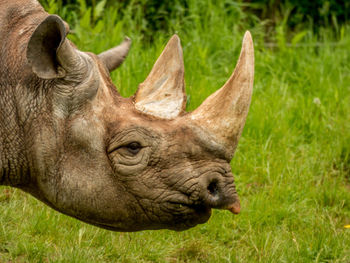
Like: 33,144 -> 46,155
1,0 -> 350,262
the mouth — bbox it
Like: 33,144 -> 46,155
163,201 -> 212,230
186,203 -> 212,220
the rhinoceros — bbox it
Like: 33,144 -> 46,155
0,0 -> 254,231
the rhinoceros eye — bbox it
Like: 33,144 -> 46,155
125,142 -> 142,155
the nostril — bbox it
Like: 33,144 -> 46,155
207,180 -> 219,196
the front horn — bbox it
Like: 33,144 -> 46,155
188,31 -> 254,158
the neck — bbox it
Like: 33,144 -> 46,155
0,0 -> 48,187
0,87 -> 30,186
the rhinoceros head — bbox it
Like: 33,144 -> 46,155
25,15 -> 253,231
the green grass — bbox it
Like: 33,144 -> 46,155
1,1 -> 350,262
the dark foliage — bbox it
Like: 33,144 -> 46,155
250,0 -> 349,30
39,0 -> 349,33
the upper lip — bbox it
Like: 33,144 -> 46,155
167,200 -> 211,216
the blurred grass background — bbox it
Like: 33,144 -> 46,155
0,0 -> 349,262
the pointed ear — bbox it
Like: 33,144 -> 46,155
27,15 -> 83,79
98,37 -> 131,72
134,35 -> 186,119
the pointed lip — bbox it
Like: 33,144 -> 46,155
225,200 -> 241,214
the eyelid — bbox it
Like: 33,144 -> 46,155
107,142 -> 143,154
107,128 -> 155,154
127,142 -> 142,148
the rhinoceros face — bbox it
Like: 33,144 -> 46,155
25,15 -> 253,231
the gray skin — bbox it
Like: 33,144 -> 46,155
0,0 -> 248,231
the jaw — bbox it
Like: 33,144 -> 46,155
25,193 -> 213,232
71,203 -> 213,232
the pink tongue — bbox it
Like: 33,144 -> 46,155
226,201 -> 241,214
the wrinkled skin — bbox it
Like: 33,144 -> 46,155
0,0 -> 252,231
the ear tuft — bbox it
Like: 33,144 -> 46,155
27,15 -> 67,79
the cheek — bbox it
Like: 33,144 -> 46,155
44,114 -> 114,209
53,151 -> 122,216
59,152 -> 111,198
